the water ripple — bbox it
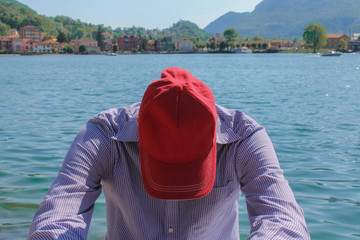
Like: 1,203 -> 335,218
1,54 -> 360,240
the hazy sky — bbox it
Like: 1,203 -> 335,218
18,0 -> 262,29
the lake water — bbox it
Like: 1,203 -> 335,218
0,53 -> 359,239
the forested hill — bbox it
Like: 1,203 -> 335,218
0,0 -> 33,12
204,0 -> 360,38
169,20 -> 211,41
0,0 -> 211,41
0,0 -> 98,38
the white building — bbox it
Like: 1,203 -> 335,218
179,40 -> 194,51
33,39 -> 59,53
173,38 -> 194,52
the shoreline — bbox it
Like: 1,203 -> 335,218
0,50 -> 355,56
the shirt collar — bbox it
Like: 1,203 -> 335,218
112,104 -> 242,144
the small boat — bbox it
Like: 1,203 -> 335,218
321,51 -> 342,57
235,47 -> 252,54
106,52 -> 118,56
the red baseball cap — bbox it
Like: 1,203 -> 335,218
138,67 -> 217,200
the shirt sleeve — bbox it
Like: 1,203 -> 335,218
28,121 -> 111,240
235,127 -> 310,239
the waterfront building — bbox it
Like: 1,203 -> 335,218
349,33 -> 360,52
179,39 -> 194,52
0,34 -> 19,53
117,35 -> 138,51
102,32 -> 113,39
12,38 -> 33,53
33,40 -> 59,53
70,38 -> 100,54
0,38 -> 13,52
104,38 -> 117,51
7,34 -> 20,40
326,34 -> 349,49
173,38 -> 194,52
19,26 -> 41,43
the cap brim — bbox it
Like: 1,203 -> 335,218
140,143 -> 217,200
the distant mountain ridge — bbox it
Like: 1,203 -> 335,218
204,0 -> 360,38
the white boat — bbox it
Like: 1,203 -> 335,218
106,52 -> 118,56
321,51 -> 342,57
235,47 -> 252,54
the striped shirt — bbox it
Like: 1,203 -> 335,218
28,103 -> 310,240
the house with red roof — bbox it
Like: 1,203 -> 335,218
33,39 -> 60,53
326,34 -> 349,49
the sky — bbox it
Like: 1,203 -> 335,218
18,0 -> 262,30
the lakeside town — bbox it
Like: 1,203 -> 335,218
1,25 -> 360,55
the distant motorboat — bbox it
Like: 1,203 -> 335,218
321,51 -> 342,57
106,52 -> 118,56
235,47 -> 252,54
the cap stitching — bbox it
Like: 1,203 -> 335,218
143,151 -> 212,192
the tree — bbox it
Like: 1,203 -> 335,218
95,25 -> 105,51
303,23 -> 327,53
252,35 -> 264,41
0,21 -> 11,36
262,43 -> 269,49
138,36 -> 148,52
209,41 -> 217,50
112,44 -> 118,53
196,41 -> 206,51
223,28 -> 239,49
57,31 -> 67,43
62,44 -> 74,53
337,38 -> 347,52
79,44 -> 87,54
154,40 -> 158,51
219,41 -> 228,52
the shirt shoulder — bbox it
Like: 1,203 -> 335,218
216,104 -> 263,144
88,102 -> 140,142
86,103 -> 263,144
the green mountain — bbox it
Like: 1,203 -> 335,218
204,0 -> 360,38
204,11 -> 250,35
0,0 -> 211,42
0,0 -> 98,38
0,0 -> 34,12
168,20 -> 211,41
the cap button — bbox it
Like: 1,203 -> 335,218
174,85 -> 182,92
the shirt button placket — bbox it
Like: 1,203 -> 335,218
164,201 -> 177,239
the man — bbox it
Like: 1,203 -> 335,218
29,67 -> 310,239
